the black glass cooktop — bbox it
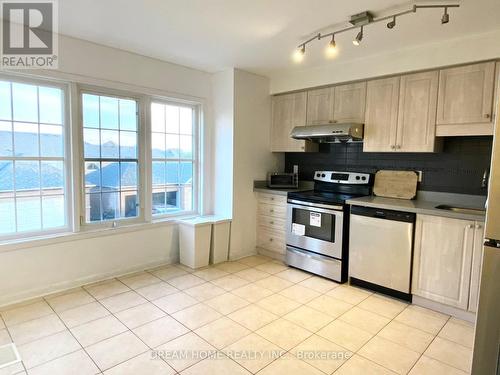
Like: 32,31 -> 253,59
288,190 -> 366,206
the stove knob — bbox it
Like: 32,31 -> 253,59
321,174 -> 326,178
362,176 -> 366,181
316,173 -> 321,177
356,176 -> 360,180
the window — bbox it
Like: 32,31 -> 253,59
0,78 -> 68,239
81,92 -> 140,224
151,101 -> 197,216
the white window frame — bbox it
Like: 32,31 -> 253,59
77,85 -> 147,230
0,73 -> 73,241
148,97 -> 201,220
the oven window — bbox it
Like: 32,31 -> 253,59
292,208 -> 335,242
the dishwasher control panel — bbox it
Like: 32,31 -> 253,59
351,206 -> 415,223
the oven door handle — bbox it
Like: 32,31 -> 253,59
288,200 -> 343,213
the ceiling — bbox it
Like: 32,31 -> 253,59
57,0 -> 500,76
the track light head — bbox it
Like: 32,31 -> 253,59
353,27 -> 363,46
293,45 -> 305,63
325,35 -> 338,58
441,7 -> 449,24
387,16 -> 396,29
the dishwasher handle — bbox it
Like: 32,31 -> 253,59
350,205 -> 416,223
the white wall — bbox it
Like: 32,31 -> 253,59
212,70 -> 235,218
0,35 -> 214,307
211,69 -> 282,259
270,29 -> 500,94
229,69 -> 283,259
0,225 -> 179,306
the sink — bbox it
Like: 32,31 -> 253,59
435,204 -> 486,215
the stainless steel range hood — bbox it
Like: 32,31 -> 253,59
290,123 -> 363,143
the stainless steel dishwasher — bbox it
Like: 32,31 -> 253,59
349,206 -> 415,301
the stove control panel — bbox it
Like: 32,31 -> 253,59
314,171 -> 371,184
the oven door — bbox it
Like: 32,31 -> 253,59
286,201 -> 344,259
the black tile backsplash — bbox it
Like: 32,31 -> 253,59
285,137 -> 493,196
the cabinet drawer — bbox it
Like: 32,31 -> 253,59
258,215 -> 286,232
257,193 -> 287,206
257,229 -> 285,254
258,202 -> 287,218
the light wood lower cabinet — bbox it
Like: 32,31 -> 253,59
256,193 -> 287,255
412,214 -> 484,311
468,223 -> 485,313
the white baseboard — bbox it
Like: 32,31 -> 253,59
256,247 -> 285,262
412,295 -> 476,323
0,257 -> 176,309
229,250 -> 258,261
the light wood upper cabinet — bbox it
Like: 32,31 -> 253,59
436,62 -> 495,136
334,82 -> 366,123
412,214 -> 476,310
271,92 -> 316,152
468,223 -> 485,313
396,71 -> 440,152
271,61 -> 499,153
363,77 -> 400,152
306,87 -> 334,125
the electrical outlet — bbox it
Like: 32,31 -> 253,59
416,170 -> 423,182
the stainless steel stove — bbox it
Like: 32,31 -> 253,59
286,171 -> 373,283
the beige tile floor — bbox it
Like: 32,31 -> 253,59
0,255 -> 475,375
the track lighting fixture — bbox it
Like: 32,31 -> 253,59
353,27 -> 363,46
441,7 -> 449,24
387,16 -> 396,29
293,3 -> 459,62
293,44 -> 305,62
325,34 -> 337,57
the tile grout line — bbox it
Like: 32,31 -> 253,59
0,259 -> 278,374
0,313 -> 28,375
407,315 -> 473,374
41,294 -> 104,374
85,277 -> 173,373
1,258 -> 470,375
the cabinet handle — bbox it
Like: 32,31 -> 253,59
476,224 -> 482,229
269,238 -> 274,242
270,209 -> 274,213
333,120 -> 337,123
301,146 -> 305,150
484,113 -> 491,119
467,224 -> 473,229
391,145 -> 396,149
396,145 -> 401,149
270,221 -> 274,224
270,197 -> 274,201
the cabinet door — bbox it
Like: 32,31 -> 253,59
396,71 -> 439,152
306,87 -> 334,125
436,62 -> 495,135
412,215 -> 475,309
363,77 -> 400,152
334,82 -> 366,123
468,223 -> 485,313
271,92 -> 312,152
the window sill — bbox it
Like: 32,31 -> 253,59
0,213 -> 200,254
